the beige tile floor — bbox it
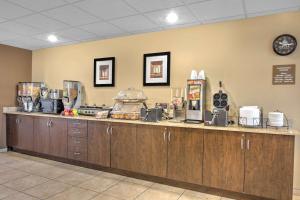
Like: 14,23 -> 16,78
0,152 -> 297,200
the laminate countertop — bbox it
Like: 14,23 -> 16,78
3,110 -> 300,136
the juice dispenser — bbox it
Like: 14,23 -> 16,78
186,79 -> 206,123
62,80 -> 82,110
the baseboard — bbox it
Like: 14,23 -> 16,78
294,188 -> 300,196
0,148 -> 8,153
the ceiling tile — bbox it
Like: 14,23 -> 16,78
124,0 -> 184,12
0,30 -> 20,41
204,14 -> 245,24
43,5 -> 99,26
8,0 -> 67,12
1,36 -> 49,50
79,21 -> 124,37
64,0 -> 82,2
110,15 -> 159,32
75,0 -> 138,20
15,14 -> 70,31
0,17 -> 7,23
0,1 -> 32,19
54,28 -> 98,41
33,32 -> 72,44
188,0 -> 245,22
182,0 -> 210,4
0,21 -> 42,36
145,6 -> 198,26
245,0 -> 300,14
248,7 -> 300,17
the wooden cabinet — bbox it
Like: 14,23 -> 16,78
244,133 -> 294,200
7,114 -> 34,151
136,125 -> 167,177
167,127 -> 204,185
203,130 -> 245,192
5,114 -> 296,200
111,123 -> 136,171
88,121 -> 110,167
7,114 -> 18,148
34,117 -> 67,158
49,118 -> 67,158
34,117 -> 50,154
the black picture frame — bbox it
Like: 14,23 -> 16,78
143,52 -> 171,86
94,57 -> 115,87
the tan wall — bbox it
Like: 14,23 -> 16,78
0,44 -> 32,148
32,11 -> 300,187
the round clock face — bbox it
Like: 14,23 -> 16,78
273,34 -> 297,56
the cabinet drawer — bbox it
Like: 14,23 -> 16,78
68,120 -> 87,129
68,137 -> 87,152
68,151 -> 87,162
68,127 -> 87,138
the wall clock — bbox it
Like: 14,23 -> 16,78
273,34 -> 297,56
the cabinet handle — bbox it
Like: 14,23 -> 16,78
168,131 -> 171,142
110,126 -> 113,135
15,118 -> 20,124
46,121 -> 50,127
74,140 -> 81,144
241,138 -> 244,150
247,139 -> 250,150
74,152 -> 81,155
163,128 -> 167,141
49,120 -> 53,127
106,125 -> 110,135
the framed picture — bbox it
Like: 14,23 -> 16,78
143,52 -> 170,86
94,57 -> 115,87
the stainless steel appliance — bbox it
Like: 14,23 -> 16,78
17,82 -> 44,112
40,99 -> 64,114
62,80 -> 83,110
205,109 -> 229,127
141,108 -> 163,122
49,89 -> 62,100
78,105 -> 111,116
186,79 -> 206,123
204,81 -> 229,127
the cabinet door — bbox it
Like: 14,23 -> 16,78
34,117 -> 50,154
6,115 -> 18,148
167,127 -> 203,184
203,130 -> 245,192
88,121 -> 110,167
136,125 -> 167,177
49,118 -> 68,158
18,115 -> 34,151
244,134 -> 294,200
111,123 -> 136,171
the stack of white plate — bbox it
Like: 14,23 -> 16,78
268,112 -> 284,127
239,106 -> 261,126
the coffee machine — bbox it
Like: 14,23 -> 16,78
186,79 -> 206,123
17,82 -> 44,112
62,80 -> 82,110
40,88 -> 64,114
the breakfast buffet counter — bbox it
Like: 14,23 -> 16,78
3,109 -> 296,200
4,110 -> 299,136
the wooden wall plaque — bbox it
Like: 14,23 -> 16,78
272,64 -> 296,85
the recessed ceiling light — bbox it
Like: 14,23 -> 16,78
166,12 -> 178,24
47,34 -> 58,43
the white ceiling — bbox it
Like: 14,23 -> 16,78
0,0 -> 299,50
